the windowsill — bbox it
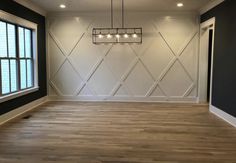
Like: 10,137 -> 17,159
0,87 -> 39,103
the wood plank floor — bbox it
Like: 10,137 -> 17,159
0,102 -> 236,163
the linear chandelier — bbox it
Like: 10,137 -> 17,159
92,0 -> 142,44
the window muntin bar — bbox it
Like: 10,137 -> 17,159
0,20 -> 34,96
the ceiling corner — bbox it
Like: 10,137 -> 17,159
199,0 -> 225,15
14,0 -> 47,16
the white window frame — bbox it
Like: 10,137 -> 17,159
0,10 -> 39,103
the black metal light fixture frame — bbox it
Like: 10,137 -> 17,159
92,0 -> 142,44
92,28 -> 142,44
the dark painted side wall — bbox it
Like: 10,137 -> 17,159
0,0 -> 47,115
201,0 -> 236,117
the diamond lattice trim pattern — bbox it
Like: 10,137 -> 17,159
48,13 -> 199,102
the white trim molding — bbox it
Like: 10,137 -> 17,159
200,0 -> 225,15
47,12 -> 199,102
48,96 -> 198,103
198,17 -> 215,103
0,87 -> 39,103
200,17 -> 215,29
210,105 -> 236,128
0,9 -> 37,29
0,96 -> 48,126
14,0 -> 47,16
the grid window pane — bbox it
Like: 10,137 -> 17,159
8,24 -> 16,58
27,60 -> 33,87
0,20 -> 35,96
25,29 -> 31,58
10,60 -> 17,92
20,60 -> 27,89
19,27 -> 25,58
0,21 -> 7,57
1,60 -> 10,94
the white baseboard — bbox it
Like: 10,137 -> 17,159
210,105 -> 236,128
0,96 -> 48,126
48,95 -> 197,103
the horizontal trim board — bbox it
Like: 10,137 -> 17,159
0,96 -> 48,126
0,87 -> 39,103
48,96 -> 197,103
0,9 -> 37,29
210,105 -> 236,128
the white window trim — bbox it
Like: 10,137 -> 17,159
0,87 -> 39,103
0,10 -> 39,103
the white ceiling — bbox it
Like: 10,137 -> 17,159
30,0 -> 212,12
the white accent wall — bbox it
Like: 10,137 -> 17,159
47,12 -> 199,102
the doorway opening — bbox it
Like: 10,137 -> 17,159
207,29 -> 213,102
198,17 -> 215,104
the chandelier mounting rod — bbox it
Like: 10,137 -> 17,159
111,0 -> 114,28
122,0 -> 124,28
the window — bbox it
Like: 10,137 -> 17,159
0,11 -> 38,102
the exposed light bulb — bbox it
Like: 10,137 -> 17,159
124,34 -> 129,38
116,34 -> 120,38
98,34 -> 103,39
60,4 -> 66,8
107,34 -> 112,39
177,3 -> 183,7
132,33 -> 138,38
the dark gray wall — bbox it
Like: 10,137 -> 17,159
201,0 -> 236,117
0,0 -> 47,115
